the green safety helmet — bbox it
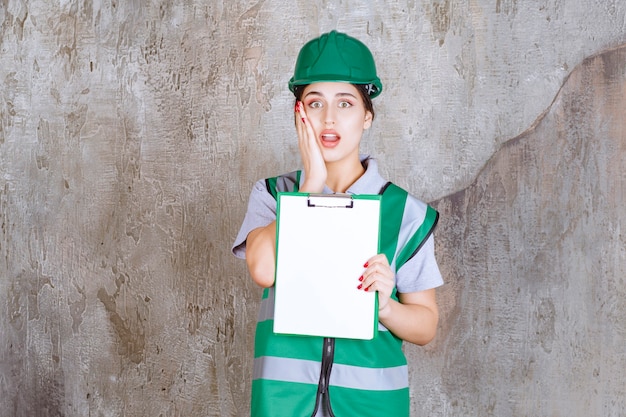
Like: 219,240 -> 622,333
288,30 -> 383,98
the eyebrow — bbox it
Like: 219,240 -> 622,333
303,91 -> 358,99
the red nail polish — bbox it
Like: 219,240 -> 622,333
357,284 -> 363,290
358,275 -> 364,282
364,287 -> 369,292
363,262 -> 369,268
294,103 -> 298,112
301,117 -> 306,123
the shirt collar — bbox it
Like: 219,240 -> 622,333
315,154 -> 387,195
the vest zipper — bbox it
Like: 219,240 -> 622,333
311,337 -> 336,417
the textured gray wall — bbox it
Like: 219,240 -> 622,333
412,46 -> 626,416
0,1 -> 625,416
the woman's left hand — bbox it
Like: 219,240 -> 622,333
359,254 -> 395,312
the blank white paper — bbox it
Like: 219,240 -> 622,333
273,193 -> 380,340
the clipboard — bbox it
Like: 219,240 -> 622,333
273,192 -> 381,340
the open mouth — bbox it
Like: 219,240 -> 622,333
320,130 -> 340,147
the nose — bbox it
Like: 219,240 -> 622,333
324,106 -> 336,126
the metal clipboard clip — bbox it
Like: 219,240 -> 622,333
307,193 -> 354,208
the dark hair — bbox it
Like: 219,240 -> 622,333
293,84 -> 375,120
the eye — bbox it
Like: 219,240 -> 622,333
338,101 -> 352,108
308,101 -> 323,109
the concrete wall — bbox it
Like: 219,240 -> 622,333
0,1 -> 624,416
413,45 -> 626,416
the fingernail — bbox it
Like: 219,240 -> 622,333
357,284 -> 363,290
301,117 -> 306,123
358,275 -> 364,282
364,287 -> 369,292
363,262 -> 369,268
294,103 -> 298,112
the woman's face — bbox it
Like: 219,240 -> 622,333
299,82 -> 373,165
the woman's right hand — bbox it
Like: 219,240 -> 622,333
295,101 -> 326,193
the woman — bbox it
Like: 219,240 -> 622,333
232,30 -> 443,417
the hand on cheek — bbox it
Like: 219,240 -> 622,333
295,101 -> 326,192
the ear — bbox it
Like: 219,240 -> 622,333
363,111 -> 373,130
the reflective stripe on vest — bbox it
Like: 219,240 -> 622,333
254,356 -> 408,391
